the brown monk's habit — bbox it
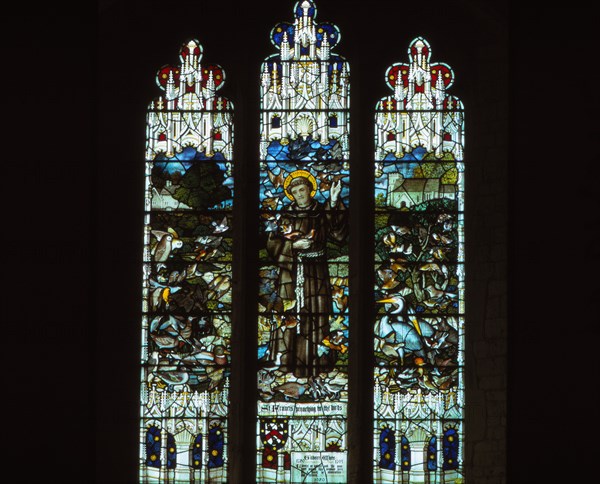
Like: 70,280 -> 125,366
266,197 -> 348,378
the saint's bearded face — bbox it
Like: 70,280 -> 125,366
290,183 -> 312,208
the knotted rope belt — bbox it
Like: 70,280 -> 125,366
295,248 -> 325,332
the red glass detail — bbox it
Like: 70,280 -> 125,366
431,64 -> 452,87
283,452 -> 291,470
443,133 -> 452,141
388,65 -> 401,87
262,448 -> 278,469
201,65 -> 224,88
186,83 -> 195,93
157,65 -> 180,88
382,98 -> 396,110
387,132 -> 395,141
415,84 -> 424,93
214,131 -> 222,140
158,133 -> 167,141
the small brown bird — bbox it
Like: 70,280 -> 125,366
262,196 -> 280,210
432,232 -> 453,245
268,169 -> 285,188
274,382 -> 307,400
390,225 -> 412,236
429,247 -> 450,261
419,263 -> 442,274
283,314 -> 299,330
377,268 -> 400,290
194,247 -> 218,261
382,232 -> 401,252
389,257 -> 408,273
206,274 -> 231,300
331,285 -> 348,312
317,173 -> 344,192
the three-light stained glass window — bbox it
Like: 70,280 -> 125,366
140,39 -> 234,483
257,1 -> 350,482
373,37 -> 465,483
138,6 -> 467,484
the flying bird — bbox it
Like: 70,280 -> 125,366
267,169 -> 286,188
317,173 -> 345,192
211,216 -> 229,234
195,235 -> 223,248
262,196 -> 280,210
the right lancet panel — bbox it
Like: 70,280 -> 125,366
373,37 -> 465,484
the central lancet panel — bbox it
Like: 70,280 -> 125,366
256,1 -> 350,482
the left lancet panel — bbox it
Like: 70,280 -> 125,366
141,39 -> 233,483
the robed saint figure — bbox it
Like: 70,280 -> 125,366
266,169 -> 348,378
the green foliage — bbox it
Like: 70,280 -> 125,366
375,193 -> 386,207
412,162 -> 457,181
173,162 -> 232,210
441,167 -> 458,184
412,197 -> 456,214
327,240 -> 348,260
374,213 -> 389,231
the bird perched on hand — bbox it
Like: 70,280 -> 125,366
151,228 -> 183,262
281,222 -> 303,240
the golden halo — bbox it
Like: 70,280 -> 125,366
283,170 -> 317,200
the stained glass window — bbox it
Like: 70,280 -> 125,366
140,39 -> 233,483
373,37 -> 465,483
257,1 -> 350,482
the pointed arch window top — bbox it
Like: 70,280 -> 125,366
149,39 -> 232,112
380,37 -> 463,113
269,0 -> 342,59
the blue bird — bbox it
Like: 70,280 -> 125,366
376,295 -> 434,364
